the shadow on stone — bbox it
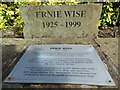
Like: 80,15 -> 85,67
2,45 -> 26,81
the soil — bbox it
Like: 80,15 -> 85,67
98,26 -> 119,38
2,26 -> 119,38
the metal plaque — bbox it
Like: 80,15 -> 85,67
4,45 -> 115,86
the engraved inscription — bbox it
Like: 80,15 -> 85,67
20,5 -> 102,38
24,67 -> 96,78
35,10 -> 86,18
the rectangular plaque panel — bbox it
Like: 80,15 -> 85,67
4,45 -> 115,86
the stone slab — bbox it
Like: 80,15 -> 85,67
20,4 -> 102,38
95,38 -> 118,68
2,38 -> 118,88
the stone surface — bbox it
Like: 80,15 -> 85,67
95,38 -> 118,68
2,38 -> 118,88
20,4 -> 102,38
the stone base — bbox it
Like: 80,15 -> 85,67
2,38 -> 119,88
